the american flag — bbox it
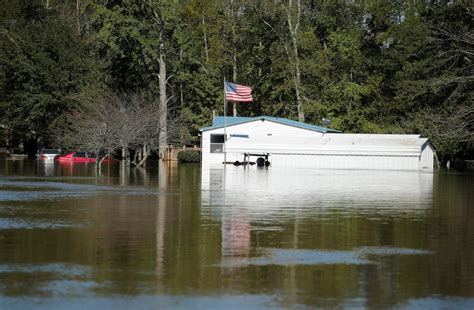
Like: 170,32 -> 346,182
225,82 -> 253,102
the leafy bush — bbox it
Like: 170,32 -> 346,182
177,150 -> 200,163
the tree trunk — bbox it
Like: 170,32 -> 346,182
137,144 -> 150,167
180,46 -> 184,107
76,0 -> 81,35
122,146 -> 130,166
152,6 -> 168,160
232,58 -> 237,117
231,0 -> 238,117
348,70 -> 353,112
131,149 -> 139,166
158,42 -> 167,159
202,15 -> 209,64
287,0 -> 304,122
97,153 -> 108,171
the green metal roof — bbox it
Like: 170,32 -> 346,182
199,116 -> 341,133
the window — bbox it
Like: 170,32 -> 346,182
210,134 -> 225,153
42,149 -> 60,154
74,152 -> 86,158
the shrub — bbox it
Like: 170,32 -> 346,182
177,150 -> 200,163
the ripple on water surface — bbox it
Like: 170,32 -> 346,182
0,263 -> 92,276
0,178 -> 171,202
0,218 -> 80,229
0,294 -> 287,310
219,246 -> 432,268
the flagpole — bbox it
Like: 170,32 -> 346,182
223,78 -> 227,166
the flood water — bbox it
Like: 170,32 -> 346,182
0,160 -> 473,309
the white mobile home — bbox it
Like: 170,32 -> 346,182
200,116 -> 434,171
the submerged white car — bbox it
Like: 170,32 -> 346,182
37,149 -> 61,162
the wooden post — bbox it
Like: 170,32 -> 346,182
223,78 -> 227,165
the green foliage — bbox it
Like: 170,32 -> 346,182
1,0 -> 472,161
0,0 -> 100,144
177,150 -> 200,163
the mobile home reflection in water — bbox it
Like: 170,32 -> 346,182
201,165 -> 433,256
201,165 -> 433,217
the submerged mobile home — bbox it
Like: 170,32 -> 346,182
200,116 -> 434,171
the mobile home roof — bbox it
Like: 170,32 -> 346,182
199,116 -> 341,133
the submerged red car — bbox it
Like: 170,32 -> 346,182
55,151 -> 117,163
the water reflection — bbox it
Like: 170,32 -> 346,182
0,160 -> 473,309
36,162 -> 56,176
200,165 -> 444,308
201,164 -> 434,221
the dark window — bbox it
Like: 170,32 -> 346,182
211,134 -> 225,143
42,149 -> 60,154
210,134 -> 225,153
74,152 -> 86,158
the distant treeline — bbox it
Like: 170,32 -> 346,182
0,0 -> 472,163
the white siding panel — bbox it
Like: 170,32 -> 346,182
255,154 -> 430,171
420,144 -> 434,170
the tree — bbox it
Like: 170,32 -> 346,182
56,93 -> 123,168
2,0 -> 473,162
0,1 -> 97,149
55,91 -> 181,168
385,2 -> 473,160
417,104 -> 473,159
83,0 -> 182,159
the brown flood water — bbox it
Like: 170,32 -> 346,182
0,160 -> 473,309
